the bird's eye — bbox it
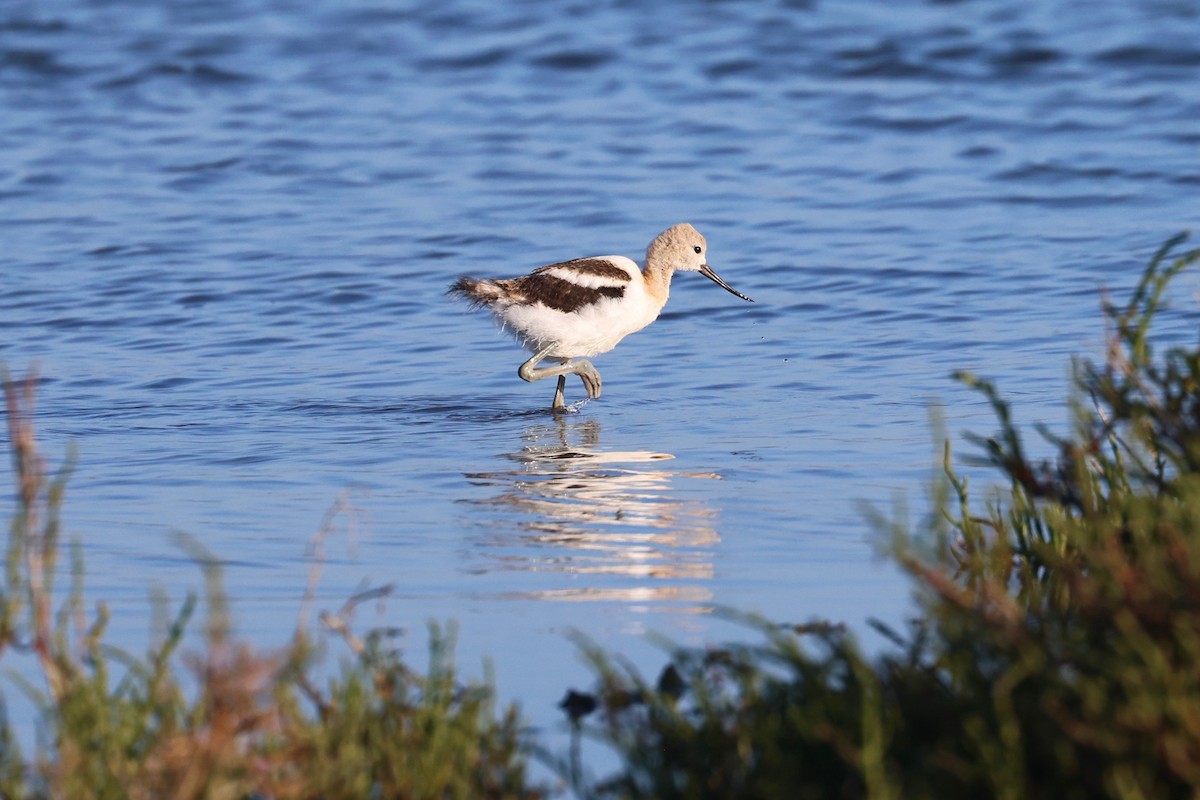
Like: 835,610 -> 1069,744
693,246 -> 702,254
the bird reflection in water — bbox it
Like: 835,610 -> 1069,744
462,418 -> 720,609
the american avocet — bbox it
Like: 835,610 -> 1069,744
449,223 -> 753,410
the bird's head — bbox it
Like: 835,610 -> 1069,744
648,223 -> 753,302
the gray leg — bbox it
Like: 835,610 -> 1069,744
518,346 -> 602,409
552,375 -> 567,410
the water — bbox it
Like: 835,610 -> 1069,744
2,0 -> 1198,759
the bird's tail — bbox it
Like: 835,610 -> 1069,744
448,276 -> 510,309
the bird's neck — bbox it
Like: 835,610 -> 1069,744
641,263 -> 673,307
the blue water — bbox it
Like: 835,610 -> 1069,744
2,0 -> 1198,759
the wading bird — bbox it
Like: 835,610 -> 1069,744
449,223 -> 752,410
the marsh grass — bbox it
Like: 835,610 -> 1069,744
4,233 -> 1200,798
0,370 -> 543,799
557,233 -> 1200,799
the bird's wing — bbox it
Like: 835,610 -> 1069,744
517,258 -> 634,313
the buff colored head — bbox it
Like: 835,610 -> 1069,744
647,223 -> 753,302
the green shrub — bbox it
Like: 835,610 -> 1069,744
5,232 -> 1199,799
560,234 -> 1200,800
0,371 -> 543,799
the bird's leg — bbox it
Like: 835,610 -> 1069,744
518,346 -> 603,409
552,375 -> 567,410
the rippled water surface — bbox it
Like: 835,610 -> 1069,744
2,0 -> 1198,743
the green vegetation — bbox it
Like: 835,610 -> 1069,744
2,233 -> 1199,798
559,232 -> 1200,799
1,374 -> 541,798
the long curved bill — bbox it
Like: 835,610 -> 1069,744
700,264 -> 754,302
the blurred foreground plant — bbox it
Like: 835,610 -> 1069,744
0,370 -> 542,799
558,234 -> 1200,799
4,232 -> 1199,800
